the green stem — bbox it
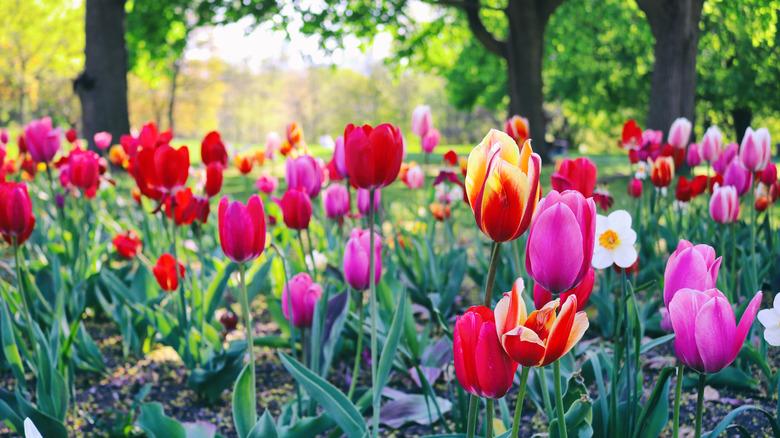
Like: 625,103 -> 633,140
169,201 -> 188,331
238,263 -> 256,419
730,223 -> 738,298
673,364 -> 684,438
694,373 -> 706,438
347,290 -> 364,401
484,241 -> 502,306
14,243 -> 38,365
538,366 -> 554,419
270,243 -> 302,414
510,367 -> 531,438
466,394 -> 478,438
368,188 -> 380,438
297,231 -> 313,277
485,398 -> 494,438
553,361 -> 568,438
305,228 -> 318,279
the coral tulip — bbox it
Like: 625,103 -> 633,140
495,279 -> 589,367
534,267 -> 594,312
218,195 -> 266,263
201,131 -> 228,166
286,155 -> 323,198
24,117 -> 61,163
0,182 -> 36,245
668,117 -> 692,149
343,227 -> 382,290
650,156 -> 674,188
411,105 -> 433,138
504,115 -> 530,145
205,162 -> 223,197
700,126 -> 723,163
322,184 -> 350,220
343,123 -> 404,190
526,190 -> 595,293
357,188 -> 381,216
551,157 -> 597,197
739,127 -> 771,172
663,240 -> 722,307
113,231 -> 142,259
709,185 -> 740,224
453,305 -> 517,398
280,189 -> 312,230
282,273 -> 323,328
668,288 -> 761,373
153,253 -> 185,291
465,129 -> 541,242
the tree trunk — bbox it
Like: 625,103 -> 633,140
74,0 -> 129,149
731,107 -> 752,144
638,0 -> 704,131
167,58 -> 181,133
505,0 -> 549,159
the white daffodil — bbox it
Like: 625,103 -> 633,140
757,294 -> 780,346
592,210 -> 638,269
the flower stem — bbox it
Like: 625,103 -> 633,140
485,398 -> 494,438
297,231 -> 312,277
270,243 -> 302,414
553,361 -> 568,438
673,363 -> 684,438
14,243 -> 38,363
347,289 -> 364,401
466,394 -> 478,438
511,367 -> 531,438
694,373 -> 706,438
368,188 -> 380,438
537,366 -> 554,419
484,241 -> 501,306
238,262 -> 256,418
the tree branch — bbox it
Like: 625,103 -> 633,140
432,0 -> 508,57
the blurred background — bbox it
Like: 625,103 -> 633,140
0,0 -> 778,157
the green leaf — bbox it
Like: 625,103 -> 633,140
247,410 -> 278,438
634,366 -> 673,438
703,405 -> 780,437
639,334 -> 675,354
375,289 -> 408,405
232,363 -> 257,438
0,302 -> 25,383
278,352 -> 366,438
136,402 -> 186,438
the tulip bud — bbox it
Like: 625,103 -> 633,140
256,174 -> 278,194
0,182 -> 36,245
282,273 -> 323,328
344,123 -> 404,190
66,149 -> 101,193
627,178 -> 643,198
235,155 -> 253,174
65,128 -> 78,144
739,127 -> 771,172
333,136 -> 347,177
723,159 -> 752,196
357,188 -> 381,216
93,131 -> 112,150
280,189 -> 312,230
205,162 -> 224,197
411,105 -> 433,138
686,143 -> 702,167
220,310 -> 239,332
650,156 -> 674,188
700,126 -> 723,163
24,117 -> 61,163
621,119 -> 642,149
343,228 -> 382,290
322,184 -> 350,219
709,185 -> 740,224
421,128 -> 440,154
551,157 -> 597,197
663,240 -> 722,306
153,253 -> 185,291
265,132 -> 281,159
667,117 -> 691,149
218,195 -> 266,263
504,115 -> 530,146
402,163 -> 425,189
713,143 -> 738,175
759,162 -> 777,186
201,131 -> 228,166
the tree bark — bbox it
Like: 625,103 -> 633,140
74,0 -> 130,149
637,0 -> 704,131
167,58 -> 181,133
731,107 -> 752,144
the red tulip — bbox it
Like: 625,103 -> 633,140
650,156 -> 674,188
201,131 -> 228,166
534,268 -> 595,312
344,123 -> 404,190
235,155 -> 253,175
453,306 -> 517,399
164,188 -> 199,226
218,195 -> 267,263
136,144 -> 190,194
621,119 -> 643,149
551,157 -> 597,198
205,162 -> 224,197
65,148 -> 101,193
0,182 -> 36,245
280,189 -> 312,230
220,310 -> 239,332
66,128 -> 78,144
113,231 -> 142,259
592,188 -> 613,212
443,150 -> 458,166
153,253 -> 185,291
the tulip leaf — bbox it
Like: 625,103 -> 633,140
232,363 -> 257,438
639,334 -> 675,354
278,352 -> 366,438
0,302 -> 25,384
247,410 -> 278,438
633,366 -> 673,438
136,402 -> 186,438
703,405 -> 780,437
376,289 -> 408,405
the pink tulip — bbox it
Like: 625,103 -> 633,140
709,185 -> 740,224
668,288 -> 761,373
411,105 -> 433,138
723,159 -> 752,196
404,164 -> 425,189
282,273 -> 323,328
668,117 -> 692,149
24,117 -> 61,163
286,155 -> 323,198
713,143 -> 738,175
93,131 -> 112,150
333,136 -> 347,177
700,126 -> 723,163
663,240 -> 722,307
343,228 -> 382,290
739,127 -> 771,172
526,190 -> 596,294
218,195 -> 266,263
265,132 -> 281,159
643,129 -> 663,146
256,174 -> 278,194
323,184 -> 350,219
0,129 -> 8,145
627,178 -> 643,198
357,188 -> 381,215
422,128 -> 440,154
686,143 -> 702,167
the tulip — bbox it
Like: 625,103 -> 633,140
357,188 -> 381,216
443,150 -> 458,166
286,121 -> 304,148
164,188 -> 199,226
650,156 -> 674,188
136,144 -> 189,193
663,240 -> 722,307
668,117 -> 692,149
201,131 -> 228,166
551,157 -> 597,197
534,267 -> 594,312
0,182 -> 36,245
686,143 -> 702,167
723,159 -> 752,196
713,143 -> 738,175
700,126 -> 723,163
430,202 -> 451,221
343,123 -> 404,190
343,228 -> 382,290
1,128 -> 9,145
739,127 -> 771,172
286,155 -> 323,198
592,188 -> 614,212
495,279 -> 589,367
218,195 -> 266,263
403,163 -> 424,189
621,119 -> 643,149
66,149 -> 101,193
668,288 -> 761,373
709,185 -> 740,224
465,129 -> 541,242
453,305 -> 517,398
280,189 -> 312,230
204,162 -> 223,198
235,155 -> 253,174
627,178 -> 643,198
323,184 -> 350,220
90,131 -> 111,151
220,310 -> 239,332
526,190 -> 595,293
255,174 -> 278,194
113,231 -> 142,259
759,162 -> 777,186
644,129 -> 663,146
333,135 -> 347,177
153,253 -> 185,291
24,117 -> 61,163
282,273 -> 323,328
422,128 -> 440,154
504,115 -> 530,145
411,105 -> 433,138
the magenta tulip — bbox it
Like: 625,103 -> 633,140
759,162 -> 777,186
282,273 -> 323,328
663,240 -> 722,306
713,143 -> 738,175
343,228 -> 382,290
24,117 -> 61,163
739,127 -> 771,172
0,182 -> 36,245
333,135 -> 347,177
686,143 -> 702,167
286,155 -> 323,198
323,184 -> 350,219
526,190 -> 596,294
357,188 -> 381,216
668,288 -> 761,373
700,126 -> 723,163
218,195 -> 267,263
709,185 -> 740,224
723,159 -> 752,196
422,128 -> 440,154
668,117 -> 692,149
256,174 -> 278,194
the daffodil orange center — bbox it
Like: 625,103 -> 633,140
599,229 -> 620,250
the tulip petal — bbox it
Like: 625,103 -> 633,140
501,325 -> 546,367
526,203 -> 584,293
494,278 -> 527,339
733,292 -> 763,358
668,289 -> 709,371
694,295 -> 737,373
480,158 -> 530,242
541,295 -> 577,365
476,321 -> 517,398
